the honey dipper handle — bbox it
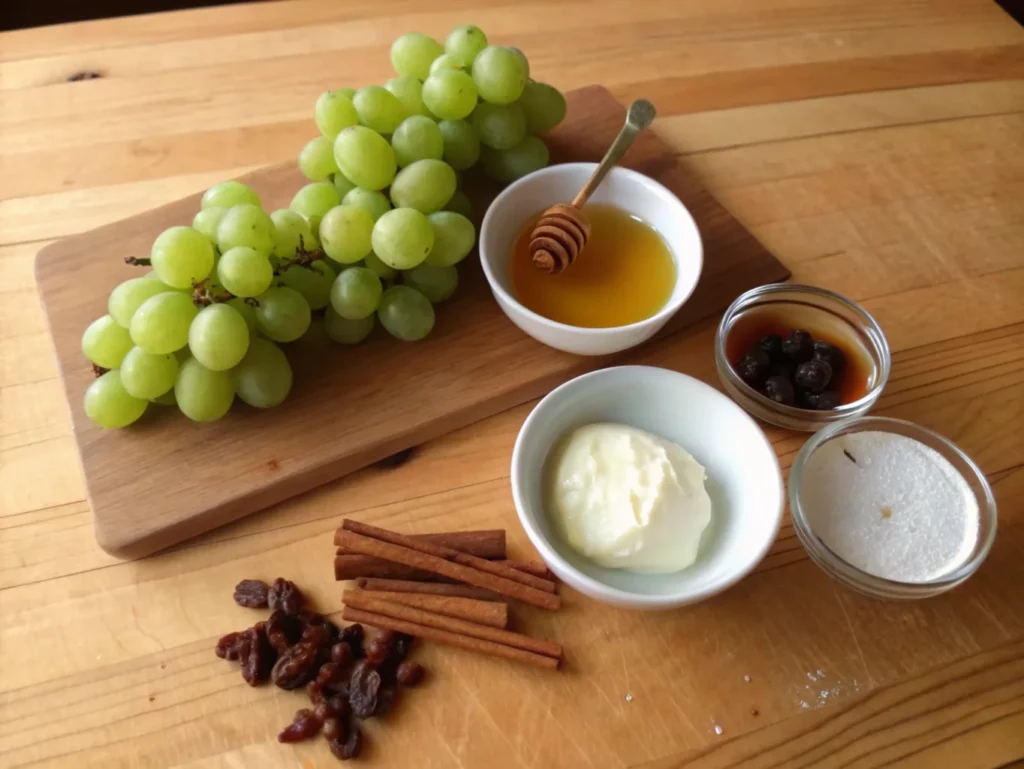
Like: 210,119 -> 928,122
571,99 -> 656,208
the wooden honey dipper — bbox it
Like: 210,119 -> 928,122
530,99 -> 656,274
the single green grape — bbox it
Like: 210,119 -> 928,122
129,291 -> 199,354
353,86 -> 407,134
119,346 -> 179,399
444,24 -> 488,68
228,297 -> 257,330
424,211 -> 475,266
390,32 -> 444,80
315,89 -> 360,139
298,135 -> 340,181
85,370 -> 148,428
325,306 -> 375,344
217,204 -> 275,255
175,357 -> 234,422
389,158 -> 457,214
472,46 -> 527,104
201,180 -> 261,210
391,115 -> 444,167
517,81 -> 567,133
371,208 -> 435,270
422,70 -> 478,121
188,303 -> 250,371
442,189 -> 473,220
385,75 -> 430,118
290,182 -> 341,232
479,135 -> 550,182
319,204 -> 374,264
108,277 -> 171,328
429,53 -> 463,74
82,315 -> 134,369
403,263 -> 458,302
329,266 -> 383,320
253,286 -> 311,343
232,337 -> 293,408
377,285 -> 435,341
151,226 -> 215,289
471,101 -> 526,149
507,47 -> 530,79
437,119 -> 480,170
342,188 -> 391,221
333,126 -> 397,191
192,207 -> 227,244
364,250 -> 397,282
270,208 -> 318,258
333,171 -> 357,199
217,246 -> 274,297
281,260 -> 336,310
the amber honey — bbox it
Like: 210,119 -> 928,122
509,204 -> 675,328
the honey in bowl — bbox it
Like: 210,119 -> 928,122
509,203 -> 675,328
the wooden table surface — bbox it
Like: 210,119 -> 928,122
1,1 -> 1023,767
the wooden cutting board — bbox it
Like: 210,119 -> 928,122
35,86 -> 789,559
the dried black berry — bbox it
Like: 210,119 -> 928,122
802,390 -> 841,410
812,340 -> 845,374
762,376 -> 795,406
794,360 -> 833,393
781,330 -> 814,363
757,334 -> 783,360
736,349 -> 771,387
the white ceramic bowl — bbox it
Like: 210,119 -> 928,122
479,163 -> 703,356
511,366 -> 784,609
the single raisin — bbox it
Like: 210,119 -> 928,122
736,349 -> 771,387
396,661 -> 425,687
794,359 -> 833,393
241,623 -> 275,687
328,726 -> 362,760
762,376 -> 795,406
813,340 -> 845,374
301,622 -> 330,650
266,610 -> 300,653
306,680 -> 325,704
267,578 -> 304,616
322,717 -> 344,742
365,637 -> 392,666
330,642 -> 353,667
338,624 -> 365,657
757,334 -> 784,360
232,579 -> 269,609
782,330 -> 814,363
271,641 -> 320,690
802,390 -> 841,410
314,699 -> 343,723
317,662 -> 347,689
215,631 -> 244,661
348,661 -> 382,718
327,694 -> 350,721
277,708 -> 321,743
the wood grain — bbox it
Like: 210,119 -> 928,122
33,85 -> 787,559
2,0 -> 1024,767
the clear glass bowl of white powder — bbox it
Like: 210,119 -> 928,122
789,416 -> 997,599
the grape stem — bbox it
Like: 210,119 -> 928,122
191,279 -> 234,307
91,364 -> 109,378
244,297 -> 261,308
124,256 -> 152,266
274,235 -> 325,275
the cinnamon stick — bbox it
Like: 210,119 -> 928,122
500,560 -> 556,580
356,578 -> 503,602
335,555 -> 550,584
334,528 -> 506,559
335,528 -> 560,611
352,590 -> 508,629
342,606 -> 560,671
341,519 -> 556,594
343,591 -> 561,659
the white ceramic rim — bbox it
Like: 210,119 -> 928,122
510,365 -> 785,608
479,163 -> 705,337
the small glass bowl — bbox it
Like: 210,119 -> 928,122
789,416 -> 998,599
715,283 -> 891,431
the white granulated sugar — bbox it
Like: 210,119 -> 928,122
801,431 -> 979,582
624,693 -> 633,703
713,724 -> 723,735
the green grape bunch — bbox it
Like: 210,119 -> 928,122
83,24 -> 566,429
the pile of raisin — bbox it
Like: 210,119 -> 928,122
734,331 -> 844,410
216,578 -> 425,761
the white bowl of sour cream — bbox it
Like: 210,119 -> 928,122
511,365 -> 784,609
